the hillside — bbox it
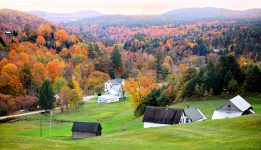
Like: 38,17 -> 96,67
162,7 -> 261,20
0,9 -> 65,36
65,7 -> 261,27
0,95 -> 260,149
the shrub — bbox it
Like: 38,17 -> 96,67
14,96 -> 37,111
0,94 -> 16,116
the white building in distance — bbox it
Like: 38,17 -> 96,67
98,78 -> 126,103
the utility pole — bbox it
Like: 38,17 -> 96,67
40,115 -> 42,137
49,110 -> 52,137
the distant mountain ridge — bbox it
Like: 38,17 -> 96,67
30,10 -> 103,23
162,7 -> 261,20
30,7 -> 261,25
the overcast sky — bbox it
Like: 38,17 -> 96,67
0,0 -> 261,15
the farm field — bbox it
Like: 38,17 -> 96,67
0,94 -> 261,150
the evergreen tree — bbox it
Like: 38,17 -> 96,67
20,63 -> 32,95
243,66 -> 261,93
88,44 -> 96,59
110,46 -> 123,78
154,50 -> 164,81
38,80 -> 55,110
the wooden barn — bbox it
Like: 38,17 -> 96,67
71,122 -> 102,139
142,106 -> 206,128
212,95 -> 255,120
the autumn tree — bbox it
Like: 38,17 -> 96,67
52,77 -> 68,94
46,59 -> 64,82
37,24 -> 52,37
85,71 -> 110,94
36,35 -> 46,45
54,30 -> 68,42
31,62 -> 46,86
59,85 -> 71,110
125,71 -> 158,108
0,63 -> 24,96
69,75 -> 83,108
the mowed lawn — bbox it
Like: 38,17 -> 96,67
0,94 -> 260,149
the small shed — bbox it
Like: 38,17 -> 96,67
212,95 -> 255,120
142,106 -> 206,128
71,122 -> 102,139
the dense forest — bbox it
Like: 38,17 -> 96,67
0,9 -> 260,116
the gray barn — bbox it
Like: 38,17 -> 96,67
212,95 -> 255,119
71,122 -> 102,139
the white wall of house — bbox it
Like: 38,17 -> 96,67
144,112 -> 189,128
98,95 -> 120,103
104,82 -> 112,92
143,122 -> 170,128
212,110 -> 243,120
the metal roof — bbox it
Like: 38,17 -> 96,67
142,106 -> 183,125
184,107 -> 207,122
229,95 -> 252,112
72,122 -> 102,133
107,78 -> 124,85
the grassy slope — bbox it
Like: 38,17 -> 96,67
0,95 -> 260,149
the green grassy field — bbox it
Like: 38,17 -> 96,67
0,95 -> 260,150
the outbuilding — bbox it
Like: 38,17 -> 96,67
212,95 -> 255,120
71,122 -> 102,139
142,106 -> 206,128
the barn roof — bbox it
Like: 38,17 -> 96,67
142,106 -> 183,124
107,78 -> 124,85
184,107 -> 207,122
229,95 -> 252,112
72,122 -> 102,133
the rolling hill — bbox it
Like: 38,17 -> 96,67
64,7 -> 261,27
0,95 -> 260,149
0,9 -> 63,34
162,7 -> 261,20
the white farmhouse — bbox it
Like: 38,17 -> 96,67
212,95 -> 255,120
98,78 -> 126,103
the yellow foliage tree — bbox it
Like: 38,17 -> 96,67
125,71 -> 158,107
238,57 -> 254,68
70,75 -> 83,108
85,71 -> 110,93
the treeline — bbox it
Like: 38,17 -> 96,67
126,56 -> 261,116
175,56 -> 261,99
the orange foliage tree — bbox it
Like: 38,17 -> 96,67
46,59 -> 64,82
0,63 -> 24,96
37,24 -> 52,36
54,30 -> 69,43
36,35 -> 46,45
31,62 -> 46,86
